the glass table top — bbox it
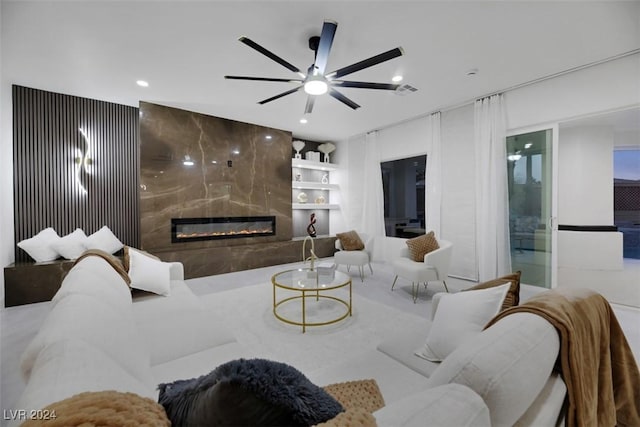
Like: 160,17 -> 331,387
272,267 -> 350,291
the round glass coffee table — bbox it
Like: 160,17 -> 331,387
272,268 -> 352,333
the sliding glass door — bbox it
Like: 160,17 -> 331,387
506,127 -> 557,288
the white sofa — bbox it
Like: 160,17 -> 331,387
12,255 -> 567,426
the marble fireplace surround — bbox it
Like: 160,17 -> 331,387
139,102 -> 335,278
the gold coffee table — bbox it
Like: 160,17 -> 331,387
272,268 -> 352,333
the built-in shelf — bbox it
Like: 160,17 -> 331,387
292,203 -> 339,210
292,158 -> 338,171
292,181 -> 339,191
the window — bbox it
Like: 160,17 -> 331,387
380,155 -> 426,237
614,149 -> 640,259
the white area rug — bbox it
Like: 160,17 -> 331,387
199,282 -> 429,374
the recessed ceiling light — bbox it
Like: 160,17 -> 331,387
299,118 -> 308,124
136,80 -> 149,87
466,68 -> 479,76
392,75 -> 403,82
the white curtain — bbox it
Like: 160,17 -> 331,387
474,94 -> 512,281
425,112 -> 442,237
361,131 -> 386,237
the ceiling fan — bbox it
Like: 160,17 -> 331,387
224,20 -> 404,113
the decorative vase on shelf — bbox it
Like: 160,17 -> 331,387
318,143 -> 336,163
292,140 -> 305,159
315,195 -> 325,204
297,192 -> 308,203
321,173 -> 329,184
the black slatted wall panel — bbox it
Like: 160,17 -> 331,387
13,85 -> 140,262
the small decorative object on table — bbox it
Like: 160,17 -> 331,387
318,143 -> 336,163
293,140 -> 305,159
307,213 -> 317,238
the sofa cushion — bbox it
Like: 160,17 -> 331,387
20,293 -> 152,385
405,231 -> 439,262
415,284 -> 510,362
515,372 -> 567,426
373,383 -> 490,427
376,324 -> 439,378
426,312 -> 560,427
132,280 -> 237,366
20,391 -> 170,427
52,256 -> 132,314
464,271 -> 521,310
10,339 -> 156,427
336,230 -> 365,250
158,358 -> 343,426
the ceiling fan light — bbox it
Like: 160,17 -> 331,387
304,77 -> 328,95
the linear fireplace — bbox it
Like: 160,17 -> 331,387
171,216 -> 276,243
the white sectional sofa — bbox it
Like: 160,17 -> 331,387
12,254 -> 568,426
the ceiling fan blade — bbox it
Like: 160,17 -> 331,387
225,76 -> 303,83
304,96 -> 316,114
258,86 -> 303,105
329,88 -> 360,110
331,80 -> 400,90
314,20 -> 337,74
327,47 -> 404,79
239,37 -> 301,74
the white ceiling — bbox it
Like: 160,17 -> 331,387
2,1 -> 639,142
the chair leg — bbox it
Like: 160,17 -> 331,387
347,265 -> 351,272
412,282 -> 418,303
443,280 -> 450,293
368,263 -> 373,275
359,265 -> 364,282
391,275 -> 398,291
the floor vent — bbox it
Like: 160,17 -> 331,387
395,84 -> 419,96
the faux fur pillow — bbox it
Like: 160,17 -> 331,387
464,271 -> 522,311
406,231 -> 439,262
337,230 -> 365,251
158,358 -> 343,426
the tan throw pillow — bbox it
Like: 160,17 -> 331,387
313,407 -> 377,427
323,379 -> 385,413
405,231 -> 439,262
336,230 -> 365,251
21,391 -> 170,426
464,271 -> 521,311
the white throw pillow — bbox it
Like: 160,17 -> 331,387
128,247 -> 171,296
17,227 -> 61,262
51,228 -> 88,259
85,225 -> 124,254
415,283 -> 510,362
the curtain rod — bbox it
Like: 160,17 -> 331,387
358,48 -> 640,138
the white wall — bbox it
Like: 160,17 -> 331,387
559,126 -> 614,225
505,53 -> 640,130
0,3 -> 9,305
341,54 -> 639,283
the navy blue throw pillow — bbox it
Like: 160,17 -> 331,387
158,358 -> 343,426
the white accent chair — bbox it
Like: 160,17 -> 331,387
334,233 -> 373,282
391,239 -> 453,302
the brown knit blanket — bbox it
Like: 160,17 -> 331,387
73,249 -> 131,286
486,288 -> 640,427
